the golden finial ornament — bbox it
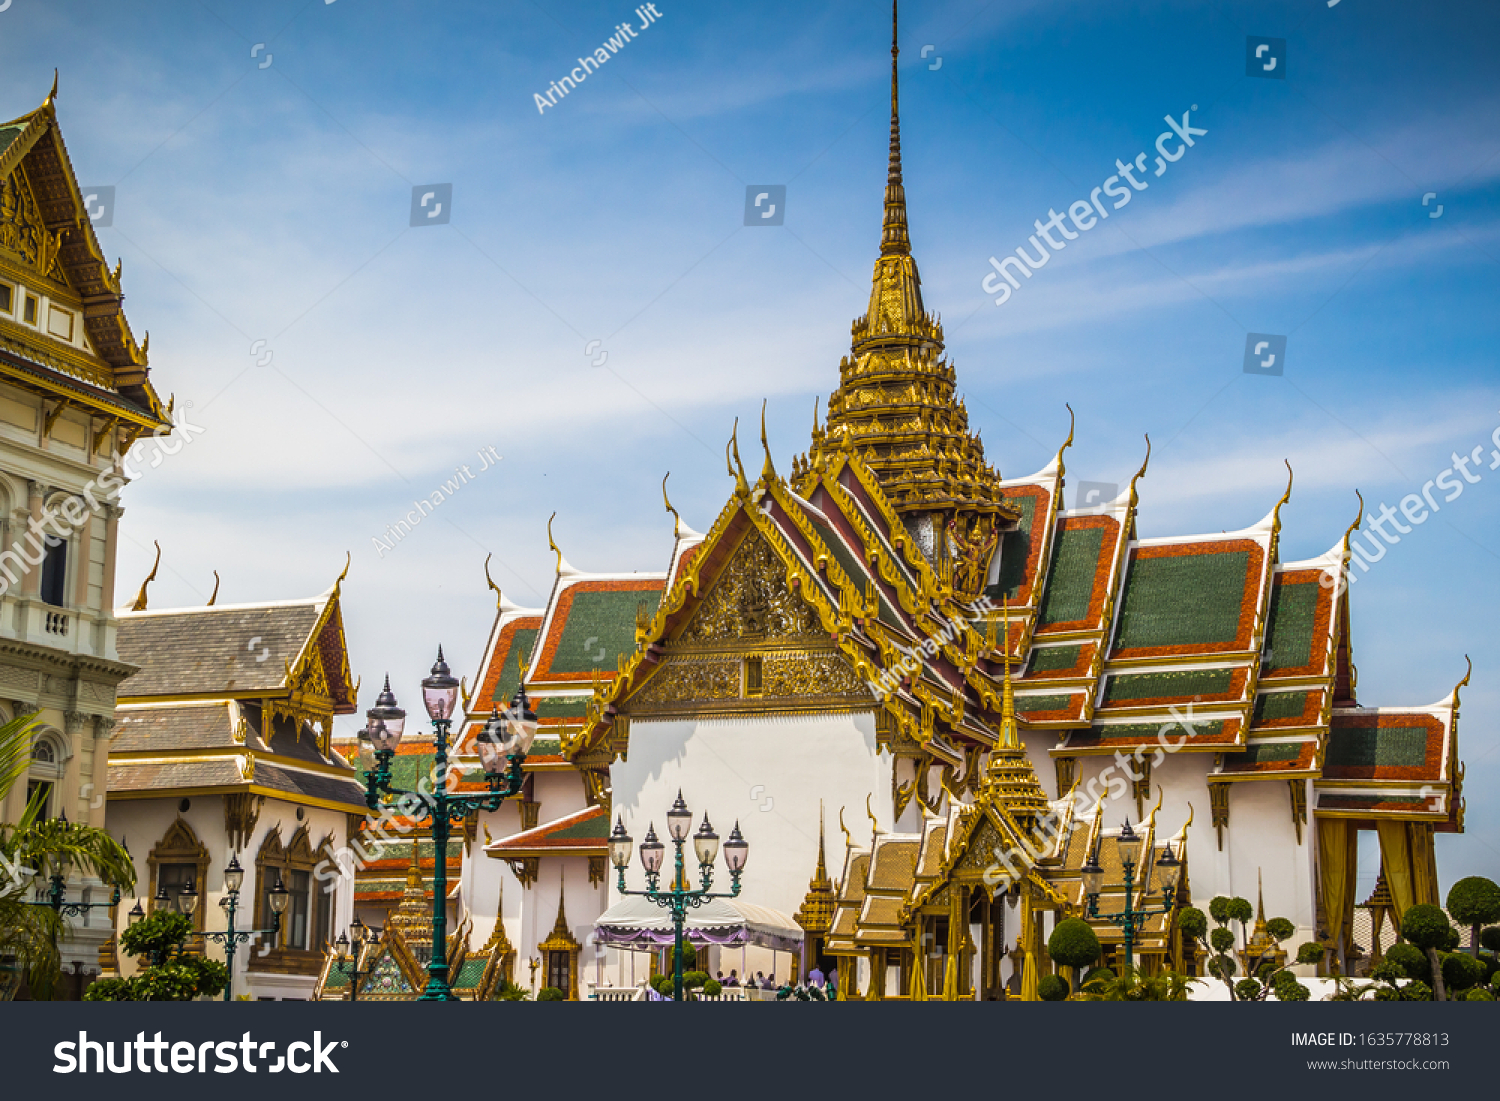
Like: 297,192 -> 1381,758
865,793 -> 881,846
759,399 -> 776,480
131,541 -> 160,611
661,472 -> 681,537
483,553 -> 504,610
838,805 -> 852,852
46,69 -> 58,106
547,512 -> 564,574
207,570 -> 220,606
1055,402 -> 1075,476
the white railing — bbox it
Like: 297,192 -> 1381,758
44,610 -> 69,636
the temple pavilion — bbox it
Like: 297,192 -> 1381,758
331,3 -> 1469,999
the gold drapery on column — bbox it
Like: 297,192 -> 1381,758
1410,823 -> 1440,906
1376,821 -> 1415,922
1318,820 -> 1357,958
909,925 -> 928,1001
1020,890 -> 1039,1001
942,889 -> 961,1000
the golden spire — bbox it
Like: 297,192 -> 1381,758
997,596 -> 1019,750
881,1 -> 910,258
131,541 -> 160,611
794,801 -> 837,936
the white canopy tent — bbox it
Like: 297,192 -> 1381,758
593,894 -> 803,953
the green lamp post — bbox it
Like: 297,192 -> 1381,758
360,648 -> 536,1001
182,855 -> 289,1001
608,792 -> 748,1002
1081,821 -> 1181,972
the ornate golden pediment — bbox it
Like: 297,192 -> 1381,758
0,166 -> 65,283
677,530 -> 821,645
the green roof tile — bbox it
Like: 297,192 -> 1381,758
1253,691 -> 1312,723
548,812 -> 609,841
1037,526 -> 1104,626
0,125 -> 24,158
1326,726 -> 1429,769
1103,668 -> 1234,703
1114,551 -> 1249,651
992,494 -> 1039,600
1264,580 -> 1319,672
1028,645 -> 1082,674
550,590 -> 659,674
493,628 -> 539,702
1223,742 -> 1302,765
1016,694 -> 1074,713
1082,719 -> 1227,743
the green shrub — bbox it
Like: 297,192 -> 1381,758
494,980 -> 528,1001
1441,952 -> 1485,993
1447,877 -> 1500,950
1047,919 -> 1102,974
1210,927 -> 1236,954
1209,897 -> 1233,925
1226,897 -> 1254,925
1480,927 -> 1500,954
1385,943 -> 1430,983
1400,905 -> 1452,951
1037,974 -> 1069,1001
1295,941 -> 1326,966
680,970 -> 709,990
1266,917 -> 1295,943
703,979 -> 722,996
1272,971 -> 1310,1002
1234,979 -> 1262,1001
1082,966 -> 1115,988
1178,907 -> 1207,940
82,978 -> 133,1001
1465,988 -> 1494,1001
536,986 -> 565,1001
649,974 -> 674,995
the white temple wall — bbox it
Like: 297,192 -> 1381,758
1058,752 -> 1316,948
610,711 -> 887,919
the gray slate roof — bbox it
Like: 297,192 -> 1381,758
116,601 -> 323,697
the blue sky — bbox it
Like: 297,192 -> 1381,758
3,0 -> 1497,892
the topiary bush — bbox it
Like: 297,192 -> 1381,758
1465,988 -> 1494,1001
680,970 -> 709,990
84,911 -> 227,1002
1386,943 -> 1430,984
1082,966 -> 1115,988
1037,974 -> 1069,1001
703,979 -> 722,996
1178,907 -> 1207,941
536,986 -> 565,1001
1446,877 -> 1500,952
1401,905 -> 1455,1000
1047,919 -> 1101,992
1480,927 -> 1500,954
1441,952 -> 1485,994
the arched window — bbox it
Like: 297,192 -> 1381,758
255,826 -> 334,959
25,732 -> 64,819
148,818 -> 210,934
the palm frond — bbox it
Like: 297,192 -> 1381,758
0,712 -> 42,803
7,816 -> 135,893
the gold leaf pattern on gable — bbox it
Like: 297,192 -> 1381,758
0,166 -> 65,281
677,529 -> 819,644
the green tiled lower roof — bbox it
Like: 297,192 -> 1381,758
452,957 -> 489,987
1037,527 -> 1104,626
1224,742 -> 1302,765
1016,694 -> 1074,713
386,753 -> 436,791
1103,668 -> 1233,703
551,590 -> 660,673
1029,645 -> 1082,673
1084,719 -> 1226,742
0,125 -> 24,158
537,696 -> 590,719
1326,726 -> 1429,769
358,839 -> 461,863
1264,581 -> 1319,672
993,495 -> 1039,600
1115,551 -> 1249,650
549,811 -> 610,841
493,628 -> 539,702
1254,691 -> 1312,723
323,968 -> 351,990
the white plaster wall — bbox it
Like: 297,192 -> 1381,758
610,711 -> 888,920
1064,752 -> 1317,947
106,796 -> 350,1000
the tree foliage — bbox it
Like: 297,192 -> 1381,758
1037,974 -> 1069,1001
1446,877 -> 1500,951
84,910 -> 223,1001
1047,919 -> 1102,973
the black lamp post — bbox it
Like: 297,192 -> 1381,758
333,919 -> 381,1001
360,649 -> 535,1001
25,842 -> 122,919
1081,821 -> 1181,972
609,792 -> 748,1002
184,855 -> 288,1001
